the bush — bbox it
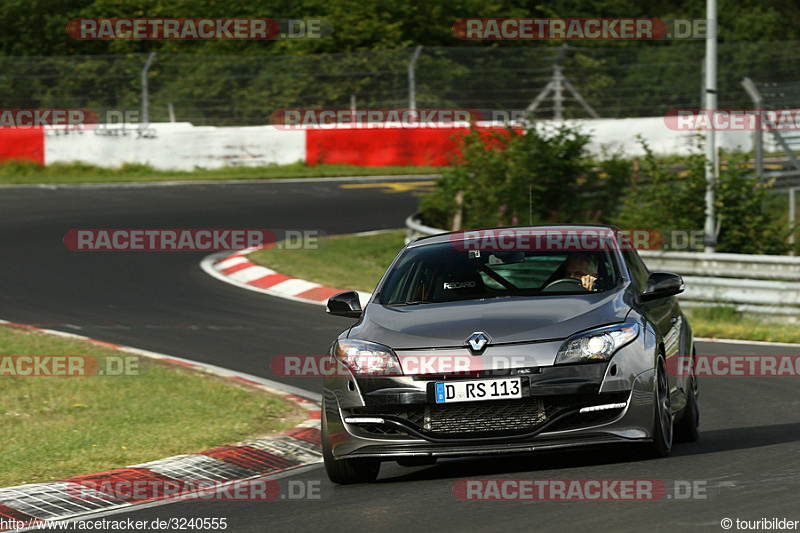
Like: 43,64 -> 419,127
419,126 -> 793,255
419,124 -> 628,230
615,138 -> 707,231
714,153 -> 791,254
617,140 -> 791,254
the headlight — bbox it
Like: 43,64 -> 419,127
334,339 -> 403,376
555,323 -> 639,365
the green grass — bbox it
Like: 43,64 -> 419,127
684,306 -> 800,344
0,160 -> 440,185
249,230 -> 407,292
0,325 -> 306,488
251,232 -> 800,344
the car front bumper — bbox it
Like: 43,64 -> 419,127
324,364 -> 657,460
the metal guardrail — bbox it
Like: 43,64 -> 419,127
637,250 -> 800,281
405,213 -> 446,243
405,213 -> 800,318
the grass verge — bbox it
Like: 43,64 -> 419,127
0,160 -> 439,185
249,230 -> 407,293
0,325 -> 306,487
683,306 -> 800,344
250,231 -> 800,344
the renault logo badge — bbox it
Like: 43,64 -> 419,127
466,332 -> 490,354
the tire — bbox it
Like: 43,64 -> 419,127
396,456 -> 437,467
642,357 -> 673,458
675,349 -> 700,443
322,409 -> 380,484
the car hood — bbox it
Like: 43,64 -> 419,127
349,288 -> 632,350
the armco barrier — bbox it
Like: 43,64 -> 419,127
637,250 -> 800,281
405,213 -> 800,319
0,128 -> 44,164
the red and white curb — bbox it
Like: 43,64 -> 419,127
0,319 -> 322,530
201,247 -> 372,307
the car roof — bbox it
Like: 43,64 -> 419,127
406,224 -> 621,249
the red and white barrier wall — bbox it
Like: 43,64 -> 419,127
0,118 -> 753,170
0,127 -> 45,164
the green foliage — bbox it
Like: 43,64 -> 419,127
419,124 -> 626,229
420,129 -> 793,255
585,151 -> 635,224
0,160 -> 435,184
1,0 -> 799,58
0,159 -> 45,175
615,137 -> 707,230
713,154 -> 791,254
688,304 -> 741,322
617,141 -> 791,254
0,160 -> 154,177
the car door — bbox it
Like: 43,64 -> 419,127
622,248 -> 684,407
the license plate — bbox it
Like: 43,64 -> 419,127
435,378 -> 522,404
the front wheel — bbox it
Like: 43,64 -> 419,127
675,349 -> 700,443
642,357 -> 673,458
322,409 -> 380,484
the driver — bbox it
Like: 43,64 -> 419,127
564,253 -> 598,291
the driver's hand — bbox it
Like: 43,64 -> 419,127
580,275 -> 597,291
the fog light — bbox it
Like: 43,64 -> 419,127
344,417 -> 385,424
579,402 -> 627,413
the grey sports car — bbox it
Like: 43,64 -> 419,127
323,225 -> 699,484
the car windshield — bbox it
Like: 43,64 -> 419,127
380,242 -> 620,305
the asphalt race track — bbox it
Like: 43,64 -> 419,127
0,178 -> 426,394
2,178 -> 799,532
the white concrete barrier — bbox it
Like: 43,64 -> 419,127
482,117 -> 753,156
574,117 -> 752,156
41,116 -> 753,170
44,123 -> 306,171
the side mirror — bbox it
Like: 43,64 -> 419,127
640,272 -> 684,302
326,291 -> 363,318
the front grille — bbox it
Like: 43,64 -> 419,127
356,424 -> 406,436
550,408 -> 625,431
426,398 -> 546,433
346,392 -> 630,439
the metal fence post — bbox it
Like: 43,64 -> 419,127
741,77 -> 764,178
408,46 -> 423,111
553,64 -> 564,120
141,52 -> 156,125
791,187 -> 797,256
703,0 -> 718,253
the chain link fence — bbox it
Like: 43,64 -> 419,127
1,41 -> 799,126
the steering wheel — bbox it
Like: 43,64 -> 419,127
541,277 -> 588,292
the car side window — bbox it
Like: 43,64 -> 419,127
622,250 -> 649,292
